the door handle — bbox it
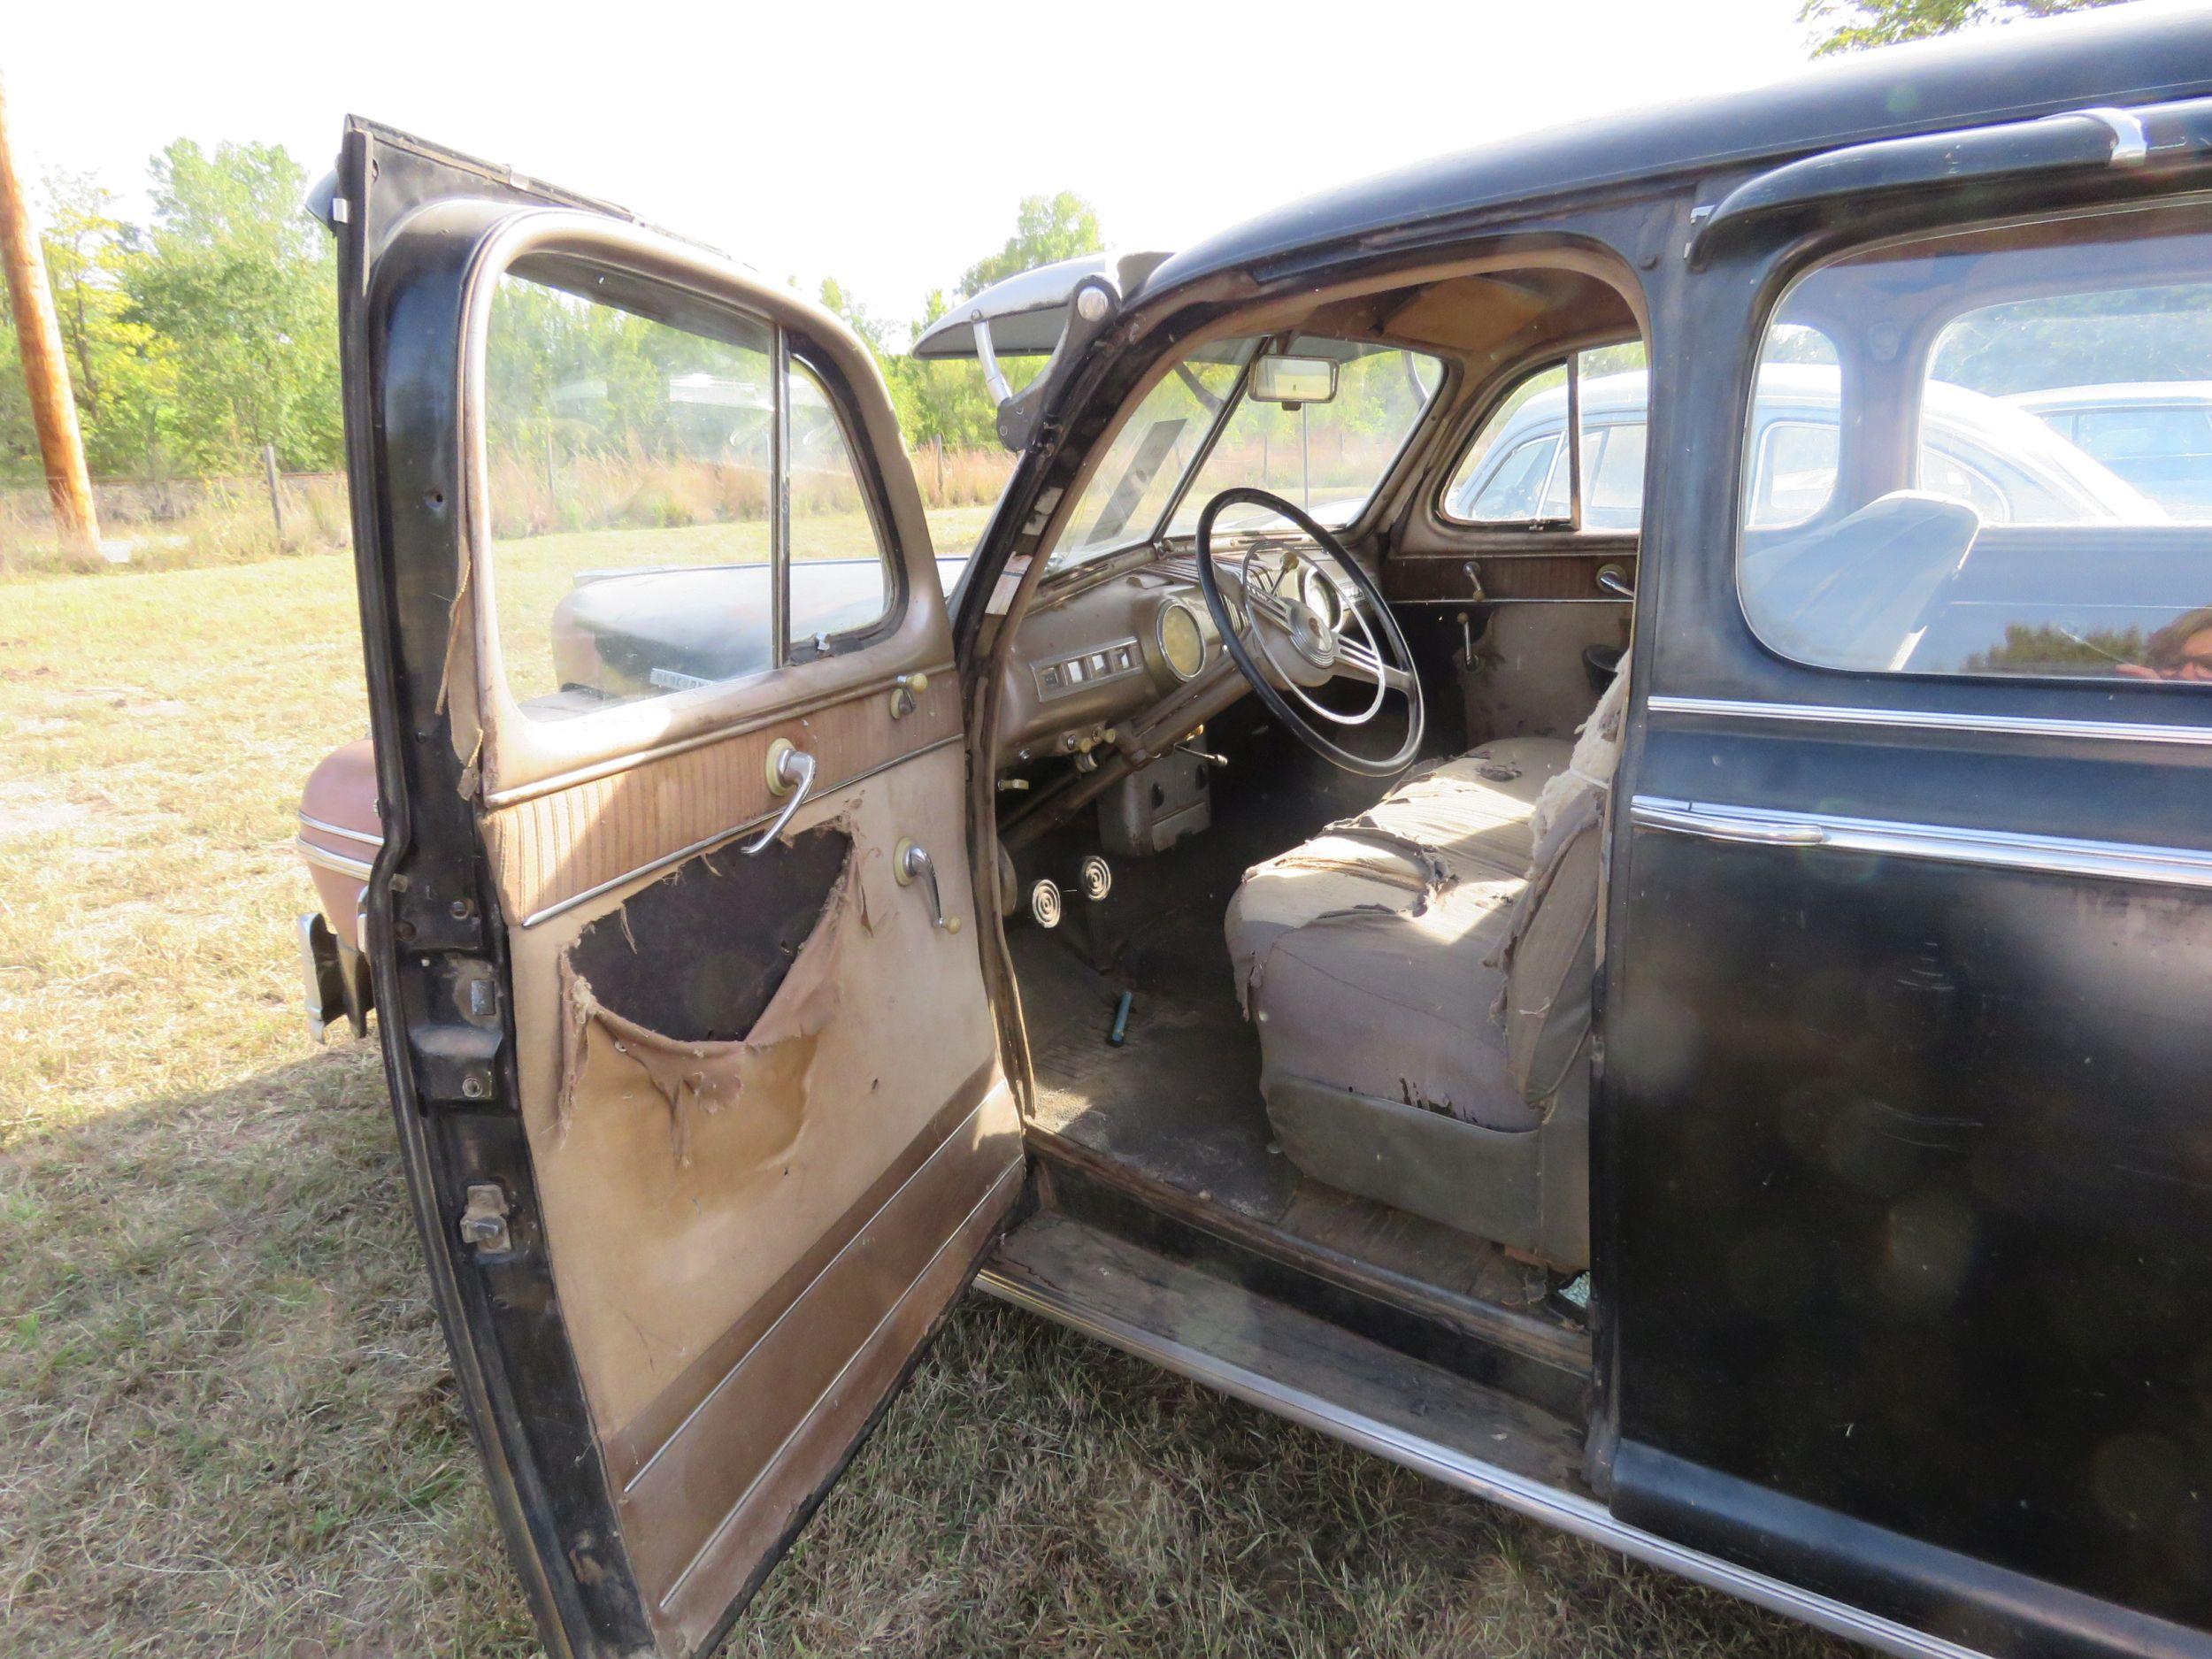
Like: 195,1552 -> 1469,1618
741,739 -> 817,856
895,839 -> 961,933
1632,799 -> 1829,847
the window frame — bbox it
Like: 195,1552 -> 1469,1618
1731,196 -> 2212,693
472,236 -> 910,729
1435,341 -> 1649,534
454,210 -> 942,803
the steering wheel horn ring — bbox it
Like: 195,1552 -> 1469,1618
1193,488 -> 1425,779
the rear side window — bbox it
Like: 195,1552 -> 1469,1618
483,262 -> 895,719
1739,202 -> 2212,683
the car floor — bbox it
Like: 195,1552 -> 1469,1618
1007,745 -> 1575,1332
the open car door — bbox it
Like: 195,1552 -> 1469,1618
332,120 -> 1022,1658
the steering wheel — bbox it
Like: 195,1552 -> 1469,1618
1194,487 -> 1425,778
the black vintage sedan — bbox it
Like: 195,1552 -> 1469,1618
300,10 -> 2212,1656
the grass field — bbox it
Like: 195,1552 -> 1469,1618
0,542 -> 1848,1657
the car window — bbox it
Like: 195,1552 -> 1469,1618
786,360 -> 894,651
1165,340 -> 1442,539
1750,420 -> 1839,528
1466,432 -> 1561,519
1446,342 -> 1648,526
1586,422 -> 1647,529
2074,405 -> 2212,463
1058,347 -> 1253,562
482,267 -> 896,717
1739,201 -> 2212,684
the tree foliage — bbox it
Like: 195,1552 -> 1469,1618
0,142 -> 340,482
129,141 -> 342,472
817,191 -> 1102,452
1800,0 -> 2125,56
2,152 -> 1097,484
959,191 -> 1103,296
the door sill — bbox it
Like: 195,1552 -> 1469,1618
979,1212 -> 1993,1659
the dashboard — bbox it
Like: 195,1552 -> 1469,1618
995,562 -> 1228,762
993,543 -> 1359,764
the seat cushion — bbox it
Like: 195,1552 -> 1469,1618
1225,737 -> 1570,994
1225,737 -> 1571,1133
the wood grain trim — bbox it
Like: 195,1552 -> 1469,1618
480,657 -> 957,809
1386,552 -> 1638,604
480,680 -> 962,924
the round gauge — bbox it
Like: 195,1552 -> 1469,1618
1299,565 -> 1345,632
1156,598 -> 1206,680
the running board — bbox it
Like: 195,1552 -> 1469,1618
977,1213 -> 1991,1659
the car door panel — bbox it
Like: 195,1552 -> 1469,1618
334,119 -> 1018,1659
1604,127 -> 2212,1656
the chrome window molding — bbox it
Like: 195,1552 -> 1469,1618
976,1264 -> 1992,1659
1630,795 -> 2212,890
1647,693 -> 2212,748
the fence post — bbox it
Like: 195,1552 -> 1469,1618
932,435 -> 944,502
261,443 -> 287,543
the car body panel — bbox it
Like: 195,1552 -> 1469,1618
326,119 -> 1018,1659
2008,381 -> 2212,515
549,555 -> 964,701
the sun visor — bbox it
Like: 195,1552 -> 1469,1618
910,250 -> 1172,360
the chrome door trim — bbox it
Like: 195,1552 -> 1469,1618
1632,800 -> 1829,847
1647,693 -> 2212,749
974,1264 -> 1991,1659
517,733 -> 963,929
297,810 -> 383,848
1630,796 -> 2212,890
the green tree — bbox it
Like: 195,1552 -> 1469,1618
38,173 -> 176,476
815,195 -> 1103,450
959,191 -> 1103,296
1801,0 -> 2125,56
127,140 -> 341,473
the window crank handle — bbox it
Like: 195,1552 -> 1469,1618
741,739 -> 817,856
895,839 -> 960,933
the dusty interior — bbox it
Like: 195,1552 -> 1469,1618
987,254 -> 1647,1328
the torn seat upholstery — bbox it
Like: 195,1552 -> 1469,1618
1223,671 -> 1627,1267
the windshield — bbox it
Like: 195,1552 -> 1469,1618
1050,335 -> 1442,570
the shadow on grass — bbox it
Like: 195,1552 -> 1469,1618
0,1040 -> 1848,1659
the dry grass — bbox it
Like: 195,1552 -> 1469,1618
1,449 -> 1013,581
0,476 -> 355,579
0,549 -> 1847,1657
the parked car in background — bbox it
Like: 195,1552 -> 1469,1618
2007,380 -> 2212,515
1450,365 -> 2160,527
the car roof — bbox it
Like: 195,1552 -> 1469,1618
1139,9 -> 2212,303
2006,381 -> 2212,411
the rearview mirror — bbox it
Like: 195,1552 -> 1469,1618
1250,354 -> 1338,406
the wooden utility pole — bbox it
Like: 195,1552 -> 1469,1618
0,73 -> 100,565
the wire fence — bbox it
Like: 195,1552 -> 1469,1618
0,459 -> 350,574
1,442 -> 1018,577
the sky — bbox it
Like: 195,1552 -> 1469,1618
5,0 -> 1821,341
